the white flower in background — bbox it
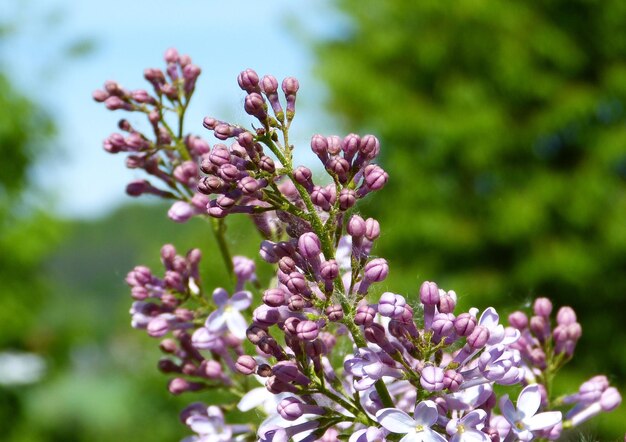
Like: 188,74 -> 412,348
0,351 -> 46,386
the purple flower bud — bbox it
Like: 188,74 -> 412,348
310,134 -> 329,159
467,325 -> 490,349
325,304 -> 344,321
420,365 -> 445,391
378,292 -> 407,318
443,369 -> 464,392
164,47 -> 179,63
298,232 -> 321,258
244,93 -> 267,120
438,291 -> 456,313
168,201 -> 195,223
158,359 -> 180,374
92,89 -> 109,102
238,176 -> 260,194
303,339 -> 325,360
354,305 -> 377,326
601,387 -> 622,411
278,397 -> 305,421
147,315 -> 171,337
567,322 -> 582,341
260,74 -> 279,94
319,260 -> 339,281
237,68 -> 260,93
105,96 -> 131,110
364,218 -> 380,241
454,313 -> 476,336
281,77 -> 299,96
363,258 -> 388,282
218,164 -> 241,182
285,272 -> 309,295
364,323 -> 389,348
420,281 -> 440,306
363,164 -> 388,191
168,378 -> 203,395
263,288 -> 287,307
235,355 -> 257,375
432,313 -> 455,337
259,155 -> 276,173
530,315 -> 550,342
296,320 -> 319,341
246,325 -> 268,344
360,135 -> 380,159
327,157 -> 350,182
556,306 -> 577,325
341,133 -> 360,160
508,311 -> 528,329
310,185 -> 333,211
272,361 -> 311,385
131,89 -> 155,104
533,297 -> 553,317
293,166 -> 313,189
339,188 -> 357,210
347,215 -> 367,237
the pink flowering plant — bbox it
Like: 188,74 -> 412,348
94,49 -> 621,441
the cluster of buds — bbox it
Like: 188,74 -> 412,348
96,49 -> 621,442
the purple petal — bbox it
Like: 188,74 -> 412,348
212,288 -> 229,306
206,308 -> 227,332
525,411 -> 562,431
226,311 -> 248,339
376,408 -> 416,433
459,409 -> 487,428
499,395 -> 518,424
413,400 -> 439,426
186,415 -> 215,435
230,290 -> 252,310
422,428 -> 447,442
479,307 -> 499,328
517,384 -> 541,418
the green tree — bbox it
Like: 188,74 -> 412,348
317,0 -> 625,436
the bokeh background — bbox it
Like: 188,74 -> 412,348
1,0 -> 624,440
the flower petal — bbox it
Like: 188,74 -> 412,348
413,400 -> 439,426
479,307 -> 499,328
525,411 -> 562,431
517,384 -> 541,418
376,408 -> 416,433
225,311 -> 248,339
459,409 -> 487,429
206,308 -> 227,332
212,288 -> 229,306
237,387 -> 267,411
422,428 -> 447,442
499,394 -> 519,424
231,291 -> 252,310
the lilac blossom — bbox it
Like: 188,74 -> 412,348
445,409 -> 489,442
499,384 -> 562,441
182,405 -> 250,442
376,401 -> 447,442
205,288 -> 251,340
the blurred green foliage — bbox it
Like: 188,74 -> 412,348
316,0 -> 626,436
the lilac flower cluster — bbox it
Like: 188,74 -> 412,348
95,49 -> 621,441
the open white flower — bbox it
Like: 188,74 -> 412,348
376,400 -> 446,442
499,384 -> 562,441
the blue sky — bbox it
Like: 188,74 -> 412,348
2,0 -> 346,218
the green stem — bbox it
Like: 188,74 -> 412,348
206,217 -> 234,278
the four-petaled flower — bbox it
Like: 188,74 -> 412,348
205,288 -> 252,340
445,409 -> 490,442
376,400 -> 446,442
499,384 -> 562,441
